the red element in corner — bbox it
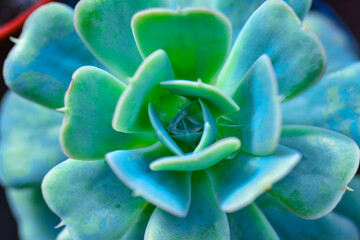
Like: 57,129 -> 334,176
0,0 -> 55,40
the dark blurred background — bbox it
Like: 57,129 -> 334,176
0,0 -> 359,239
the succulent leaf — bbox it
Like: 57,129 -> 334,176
335,176 -> 360,229
74,0 -> 169,80
144,171 -> 230,240
271,125 -> 360,219
227,204 -> 279,240
112,50 -> 175,133
257,193 -> 359,240
0,92 -> 65,188
221,55 -> 281,156
6,188 -> 61,240
150,137 -> 241,171
60,66 -> 156,160
106,143 -> 192,217
304,12 -> 359,73
57,228 -> 72,240
161,80 -> 239,115
206,145 -> 301,212
3,3 -> 102,109
194,99 -> 217,152
282,63 -> 360,145
216,0 -> 326,101
132,7 -> 232,83
42,159 -> 149,240
148,102 -> 184,156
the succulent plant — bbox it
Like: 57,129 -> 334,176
2,0 -> 360,239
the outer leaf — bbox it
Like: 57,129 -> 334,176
228,204 -> 279,240
272,125 -> 360,219
74,0 -> 168,80
224,55 -> 281,156
335,176 -> 360,229
168,0 -> 215,9
145,171 -> 230,240
216,0 -> 325,101
304,12 -> 358,73
42,159 -> 148,240
61,66 -> 155,160
132,8 -> 231,83
0,92 -> 65,188
112,50 -> 174,133
57,228 -> 72,240
207,145 -> 300,212
3,3 -> 102,109
6,187 -> 61,240
282,63 -> 360,145
106,143 -> 191,217
122,205 -> 155,240
257,193 -> 359,240
150,137 -> 241,171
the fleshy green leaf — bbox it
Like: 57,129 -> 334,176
74,0 -> 168,80
282,63 -> 360,145
6,187 -> 61,240
0,92 -> 65,188
194,99 -> 217,152
106,143 -> 191,217
335,176 -> 360,229
161,80 -> 239,115
222,55 -> 281,156
216,0 -> 325,101
132,8 -> 231,83
145,171 -> 230,240
121,205 -> 155,240
150,137 -> 241,171
148,103 -> 184,155
168,0 -> 215,9
112,50 -> 174,133
61,66 -> 156,160
271,125 -> 360,219
257,193 -> 359,240
42,159 -> 149,240
57,228 -> 72,240
3,3 -> 102,109
207,145 -> 300,212
228,204 -> 279,240
304,12 -> 358,73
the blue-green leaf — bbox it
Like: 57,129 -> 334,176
132,7 -> 231,83
6,187 -> 61,240
223,55 -> 281,156
150,137 -> 241,171
3,3 -> 102,109
74,0 -> 169,80
207,145 -> 300,212
228,204 -> 279,240
216,0 -> 325,102
57,228 -> 72,240
60,66 -> 155,160
148,103 -> 184,155
304,12 -> 358,73
42,159 -> 149,240
106,143 -> 191,217
145,171 -> 230,240
257,193 -> 359,240
112,50 -> 174,133
335,176 -> 360,229
282,63 -> 360,145
0,92 -> 65,188
194,99 -> 217,152
272,125 -> 360,219
161,80 -> 239,115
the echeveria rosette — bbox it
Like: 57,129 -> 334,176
2,0 -> 359,240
